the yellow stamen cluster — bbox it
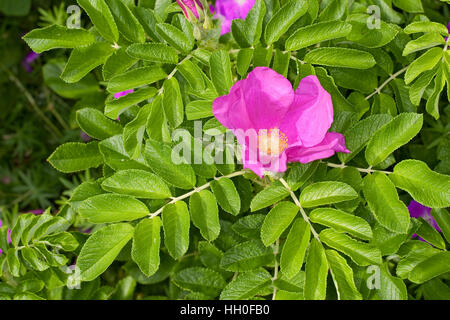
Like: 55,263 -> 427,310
257,128 -> 288,156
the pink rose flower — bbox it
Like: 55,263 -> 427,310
22,52 -> 40,73
177,0 -> 203,19
114,89 -> 134,99
408,200 -> 441,242
213,67 -> 349,178
212,0 -> 256,35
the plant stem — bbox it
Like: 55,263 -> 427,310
271,238 -> 280,300
365,66 -> 409,100
279,177 -> 321,242
325,162 -> 392,175
157,55 -> 193,95
149,170 -> 247,218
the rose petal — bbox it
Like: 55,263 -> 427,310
286,132 -> 349,163
281,75 -> 333,148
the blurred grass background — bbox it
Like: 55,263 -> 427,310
0,0 -> 86,215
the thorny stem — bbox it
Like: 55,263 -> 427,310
271,238 -> 280,300
325,162 -> 392,175
149,170 -> 247,218
279,177 -> 321,242
365,66 -> 409,100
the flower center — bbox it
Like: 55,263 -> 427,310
257,128 -> 288,156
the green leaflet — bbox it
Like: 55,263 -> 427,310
304,48 -> 376,69
156,23 -> 193,53
220,240 -> 273,272
101,169 -> 172,199
299,181 -> 358,208
189,190 -> 220,242
104,0 -> 146,43
220,268 -> 272,300
365,113 -> 423,166
363,172 -> 410,234
78,194 -> 150,223
162,202 -> 190,260
326,250 -> 362,300
304,239 -> 328,300
264,0 -> 308,45
77,223 -> 134,281
76,108 -> 123,140
132,218 -> 161,277
260,201 -> 298,246
48,142 -> 103,173
209,50 -> 233,96
319,229 -> 382,266
409,251 -> 450,284
107,67 -> 167,93
22,25 -> 95,53
210,178 -> 241,216
143,139 -> 196,190
405,47 -> 443,84
389,160 -> 450,208
162,77 -> 184,128
286,21 -> 352,51
280,218 -> 310,279
310,208 -> 373,240
126,43 -> 178,64
173,267 -> 226,298
77,0 -> 119,43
